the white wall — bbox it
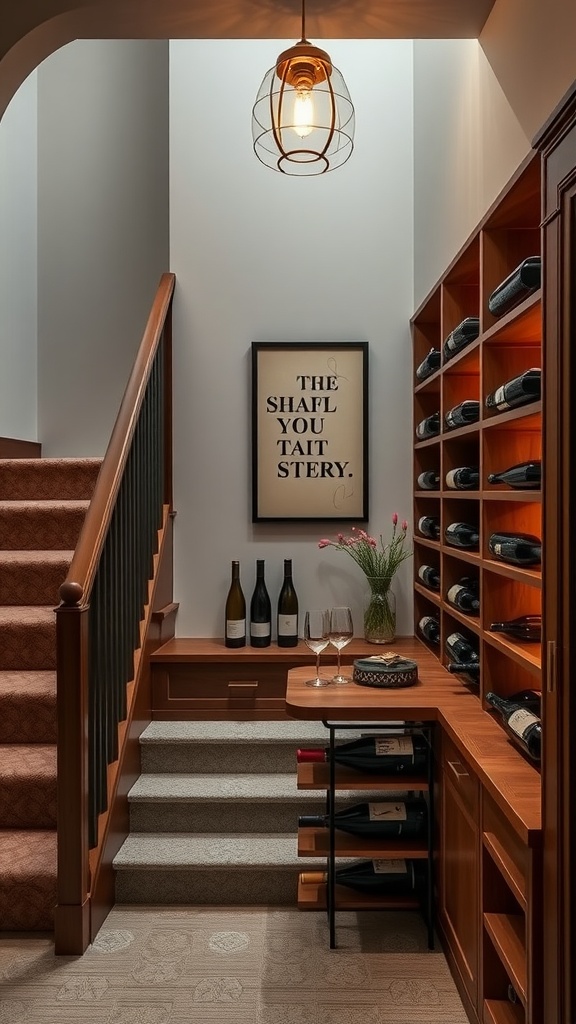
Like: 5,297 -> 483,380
37,40 -> 170,456
0,70 -> 38,441
170,39 -> 415,638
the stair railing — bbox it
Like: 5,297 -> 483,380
55,273 -> 175,954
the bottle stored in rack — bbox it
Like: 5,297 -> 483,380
488,460 -> 541,490
418,516 -> 441,540
297,734 -> 428,775
299,797 -> 428,839
485,691 -> 542,762
415,348 -> 441,381
444,522 -> 479,550
442,317 -> 480,362
488,532 -> 541,567
444,400 -> 480,430
445,466 -> 479,491
417,470 -> 440,491
417,564 -> 440,591
416,412 -> 440,440
485,368 -> 541,413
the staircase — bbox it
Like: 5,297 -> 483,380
114,720 -> 368,905
0,457 -> 101,930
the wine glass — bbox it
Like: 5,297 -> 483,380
303,609 -> 331,688
329,606 -> 354,684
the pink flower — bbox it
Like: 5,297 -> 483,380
318,539 -> 332,548
337,533 -> 345,543
392,513 -> 398,526
402,520 -> 408,531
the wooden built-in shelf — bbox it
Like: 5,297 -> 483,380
441,490 -> 480,499
484,913 -> 527,1007
483,831 -> 527,911
415,436 -> 441,450
414,582 -> 441,605
296,762 -> 428,792
481,290 -> 541,345
481,490 -> 541,502
414,536 -> 441,551
414,369 -> 442,393
483,559 -> 541,588
483,631 -> 541,677
443,337 -> 481,372
441,547 -> 481,566
482,402 -> 541,430
483,998 -> 525,1024
441,422 -> 480,441
297,826 -> 429,859
442,604 -> 481,633
297,877 -> 419,912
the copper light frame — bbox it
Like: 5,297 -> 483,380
252,2 -> 354,175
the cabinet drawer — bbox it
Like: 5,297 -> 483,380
442,734 -> 479,820
152,662 -> 287,710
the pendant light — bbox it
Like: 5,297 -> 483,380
251,0 -> 355,175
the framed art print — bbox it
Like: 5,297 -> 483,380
251,341 -> 368,522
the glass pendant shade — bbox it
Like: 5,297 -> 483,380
252,40 -> 355,175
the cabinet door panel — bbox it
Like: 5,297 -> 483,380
441,770 -> 480,1009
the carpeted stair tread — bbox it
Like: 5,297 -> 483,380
0,744 -> 57,828
0,830 -> 57,930
140,720 -> 359,745
114,832 -> 322,870
0,499 -> 89,550
0,606 -> 56,669
0,671 -> 56,743
0,457 -> 102,500
0,551 -> 73,605
129,772 -> 375,803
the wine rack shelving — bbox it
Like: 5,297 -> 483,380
412,150 -> 543,1024
296,723 -> 434,949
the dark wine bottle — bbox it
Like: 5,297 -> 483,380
299,797 -> 427,839
417,564 -> 440,591
277,558 -> 298,647
509,689 -> 541,714
507,984 -> 519,1005
301,858 -> 424,895
488,460 -> 541,490
488,532 -> 542,567
417,470 -> 440,490
485,368 -> 541,412
489,614 -> 541,642
444,522 -> 479,550
488,256 -> 541,318
446,578 -> 480,615
249,559 -> 271,648
297,734 -> 428,776
415,412 -> 440,440
485,691 -> 542,762
442,317 -> 480,361
415,348 -> 441,382
418,615 -> 440,645
224,560 -> 246,648
445,466 -> 479,491
447,660 -> 480,682
418,515 -> 440,540
444,400 -> 480,430
445,631 -> 479,666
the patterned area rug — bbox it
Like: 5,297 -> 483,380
0,905 -> 468,1023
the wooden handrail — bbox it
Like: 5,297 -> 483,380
59,272 -> 175,608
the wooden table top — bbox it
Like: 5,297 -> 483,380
285,638 -> 541,843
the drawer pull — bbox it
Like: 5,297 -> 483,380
447,759 -> 469,780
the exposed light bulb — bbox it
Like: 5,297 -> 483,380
292,89 -> 314,137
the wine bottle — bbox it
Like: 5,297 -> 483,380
297,734 -> 428,775
489,614 -> 541,642
442,317 -> 480,361
418,615 -> 440,645
485,691 -> 542,762
445,631 -> 479,666
447,661 -> 480,682
509,689 -> 541,714
415,412 -> 440,440
418,564 -> 440,591
446,577 -> 480,615
418,515 -> 440,540
299,797 -> 427,839
488,460 -> 541,490
444,400 -> 480,430
224,560 -> 246,648
300,858 -> 424,895
415,348 -> 441,382
444,522 -> 479,550
277,558 -> 298,647
485,368 -> 541,412
488,532 -> 541,567
507,984 -> 520,1005
488,256 -> 541,318
445,466 -> 479,491
417,470 -> 440,490
249,559 -> 271,648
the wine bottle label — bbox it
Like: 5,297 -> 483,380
278,614 -> 297,636
508,708 -> 540,737
445,523 -> 461,534
492,542 -> 502,555
419,616 -> 435,628
226,619 -> 245,638
373,859 -> 407,874
250,622 -> 270,637
375,737 -> 414,757
369,801 -> 407,821
445,470 -> 459,488
493,385 -> 508,409
447,584 -> 465,602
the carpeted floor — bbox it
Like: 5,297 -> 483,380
0,905 -> 468,1024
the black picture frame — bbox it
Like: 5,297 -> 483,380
251,341 -> 369,522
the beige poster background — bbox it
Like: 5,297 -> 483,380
254,345 -> 367,519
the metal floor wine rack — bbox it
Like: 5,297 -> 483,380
315,720 -> 435,950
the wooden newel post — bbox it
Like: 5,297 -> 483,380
54,582 -> 91,955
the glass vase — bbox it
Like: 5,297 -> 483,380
363,577 -> 396,643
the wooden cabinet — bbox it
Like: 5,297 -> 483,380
439,735 -> 480,1012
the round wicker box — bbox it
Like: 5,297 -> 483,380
352,653 -> 419,688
